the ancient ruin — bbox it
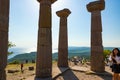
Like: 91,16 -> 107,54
35,0 -> 57,79
86,0 -> 105,72
0,0 -> 106,79
56,9 -> 71,67
0,0 -> 9,80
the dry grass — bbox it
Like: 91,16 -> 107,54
6,61 -> 58,80
6,63 -> 36,69
6,63 -> 36,80
6,62 -> 113,80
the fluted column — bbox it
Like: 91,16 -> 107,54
35,0 -> 57,79
87,1 -> 105,72
0,0 -> 9,80
56,9 -> 71,67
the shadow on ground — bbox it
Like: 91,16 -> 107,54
53,67 -> 112,80
73,70 -> 112,80
53,67 -> 79,80
95,71 -> 112,80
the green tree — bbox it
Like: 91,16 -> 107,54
103,49 -> 111,61
8,41 -> 16,55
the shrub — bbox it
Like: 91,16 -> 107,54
9,60 -> 20,64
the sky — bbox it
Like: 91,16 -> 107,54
9,0 -> 120,52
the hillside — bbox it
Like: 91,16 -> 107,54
8,52 -> 36,63
8,47 -> 118,63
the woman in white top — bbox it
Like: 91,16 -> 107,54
109,48 -> 120,80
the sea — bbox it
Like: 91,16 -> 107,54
8,46 -> 120,59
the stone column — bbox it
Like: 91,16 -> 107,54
56,9 -> 71,67
86,1 -> 105,72
0,0 -> 9,80
35,0 -> 57,79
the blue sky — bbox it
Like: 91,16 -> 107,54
9,0 -> 120,52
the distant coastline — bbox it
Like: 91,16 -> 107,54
8,46 -> 120,59
8,46 -> 120,63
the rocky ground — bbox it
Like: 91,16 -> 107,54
6,62 -> 113,80
54,68 -> 112,80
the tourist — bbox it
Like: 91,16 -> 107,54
109,48 -> 120,80
20,62 -> 24,73
25,59 -> 28,63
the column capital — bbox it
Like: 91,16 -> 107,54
87,1 -> 105,12
37,0 -> 57,4
56,8 -> 71,17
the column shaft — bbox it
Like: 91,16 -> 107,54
35,0 -> 56,79
39,0 -> 51,28
91,11 -> 104,72
58,17 -> 68,67
56,9 -> 71,67
0,0 -> 9,80
87,1 -> 105,72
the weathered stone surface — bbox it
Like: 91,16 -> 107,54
87,1 -> 105,12
35,0 -> 56,79
36,28 -> 52,78
7,70 -> 19,73
56,9 -> 71,17
0,69 -> 6,80
37,0 -> 57,28
37,0 -> 56,4
29,66 -> 34,71
56,9 -> 71,67
0,16 -> 9,32
86,0 -> 105,72
0,0 -> 9,80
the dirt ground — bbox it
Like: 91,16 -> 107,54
6,62 -> 113,80
54,63 -> 113,80
54,69 -> 112,80
6,64 -> 34,80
